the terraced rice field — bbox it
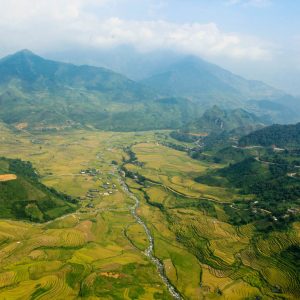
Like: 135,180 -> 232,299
0,130 -> 173,299
124,142 -> 300,299
0,128 -> 299,299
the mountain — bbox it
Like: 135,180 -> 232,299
239,122 -> 300,148
182,105 -> 265,134
141,56 -> 283,106
0,49 -> 153,97
0,50 -> 203,131
44,49 -> 300,124
141,56 -> 300,124
246,95 -> 300,124
46,45 -> 184,81
1,50 -> 299,131
0,157 -> 77,222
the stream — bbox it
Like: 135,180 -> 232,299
118,176 -> 183,300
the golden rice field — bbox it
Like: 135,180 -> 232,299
0,129 -> 172,299
124,142 -> 300,300
0,127 -> 299,299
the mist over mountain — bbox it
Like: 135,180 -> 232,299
45,46 -> 184,82
0,49 -> 300,132
53,47 -> 300,124
0,50 -> 203,131
141,56 -> 283,104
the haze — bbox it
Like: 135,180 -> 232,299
0,0 -> 299,94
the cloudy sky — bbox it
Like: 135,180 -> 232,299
0,0 -> 299,94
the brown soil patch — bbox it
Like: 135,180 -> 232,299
15,123 -> 28,130
75,220 -> 94,241
100,263 -> 121,272
0,174 -> 17,182
99,272 -> 124,279
186,132 -> 208,137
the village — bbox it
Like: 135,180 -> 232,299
78,163 -> 119,209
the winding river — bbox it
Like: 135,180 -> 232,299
119,176 -> 183,300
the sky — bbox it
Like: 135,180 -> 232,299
0,0 -> 299,94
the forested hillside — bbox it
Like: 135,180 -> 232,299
1,50 -> 300,132
239,123 -> 300,148
0,157 -> 77,222
0,50 -> 203,131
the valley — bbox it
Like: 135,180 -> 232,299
1,1 -> 300,299
0,126 -> 299,299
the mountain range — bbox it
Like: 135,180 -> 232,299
0,49 -> 300,131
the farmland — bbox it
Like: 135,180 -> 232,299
0,127 -> 299,299
0,174 -> 17,182
0,129 -> 172,299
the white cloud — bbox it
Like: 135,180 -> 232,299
91,19 -> 270,60
227,0 -> 271,7
0,0 -> 271,61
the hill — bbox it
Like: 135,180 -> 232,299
0,50 -> 202,131
239,122 -> 300,148
0,157 -> 77,222
183,105 -> 265,133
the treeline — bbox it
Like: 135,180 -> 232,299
8,158 -> 39,180
169,131 -> 198,143
239,122 -> 300,148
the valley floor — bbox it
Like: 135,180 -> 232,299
0,127 -> 299,299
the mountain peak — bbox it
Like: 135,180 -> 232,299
16,49 -> 35,55
0,49 -> 43,64
10,49 -> 42,60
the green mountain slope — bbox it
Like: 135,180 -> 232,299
183,105 -> 265,133
1,50 -> 299,131
0,49 -> 154,98
239,122 -> 300,148
0,157 -> 77,222
0,50 -> 202,131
